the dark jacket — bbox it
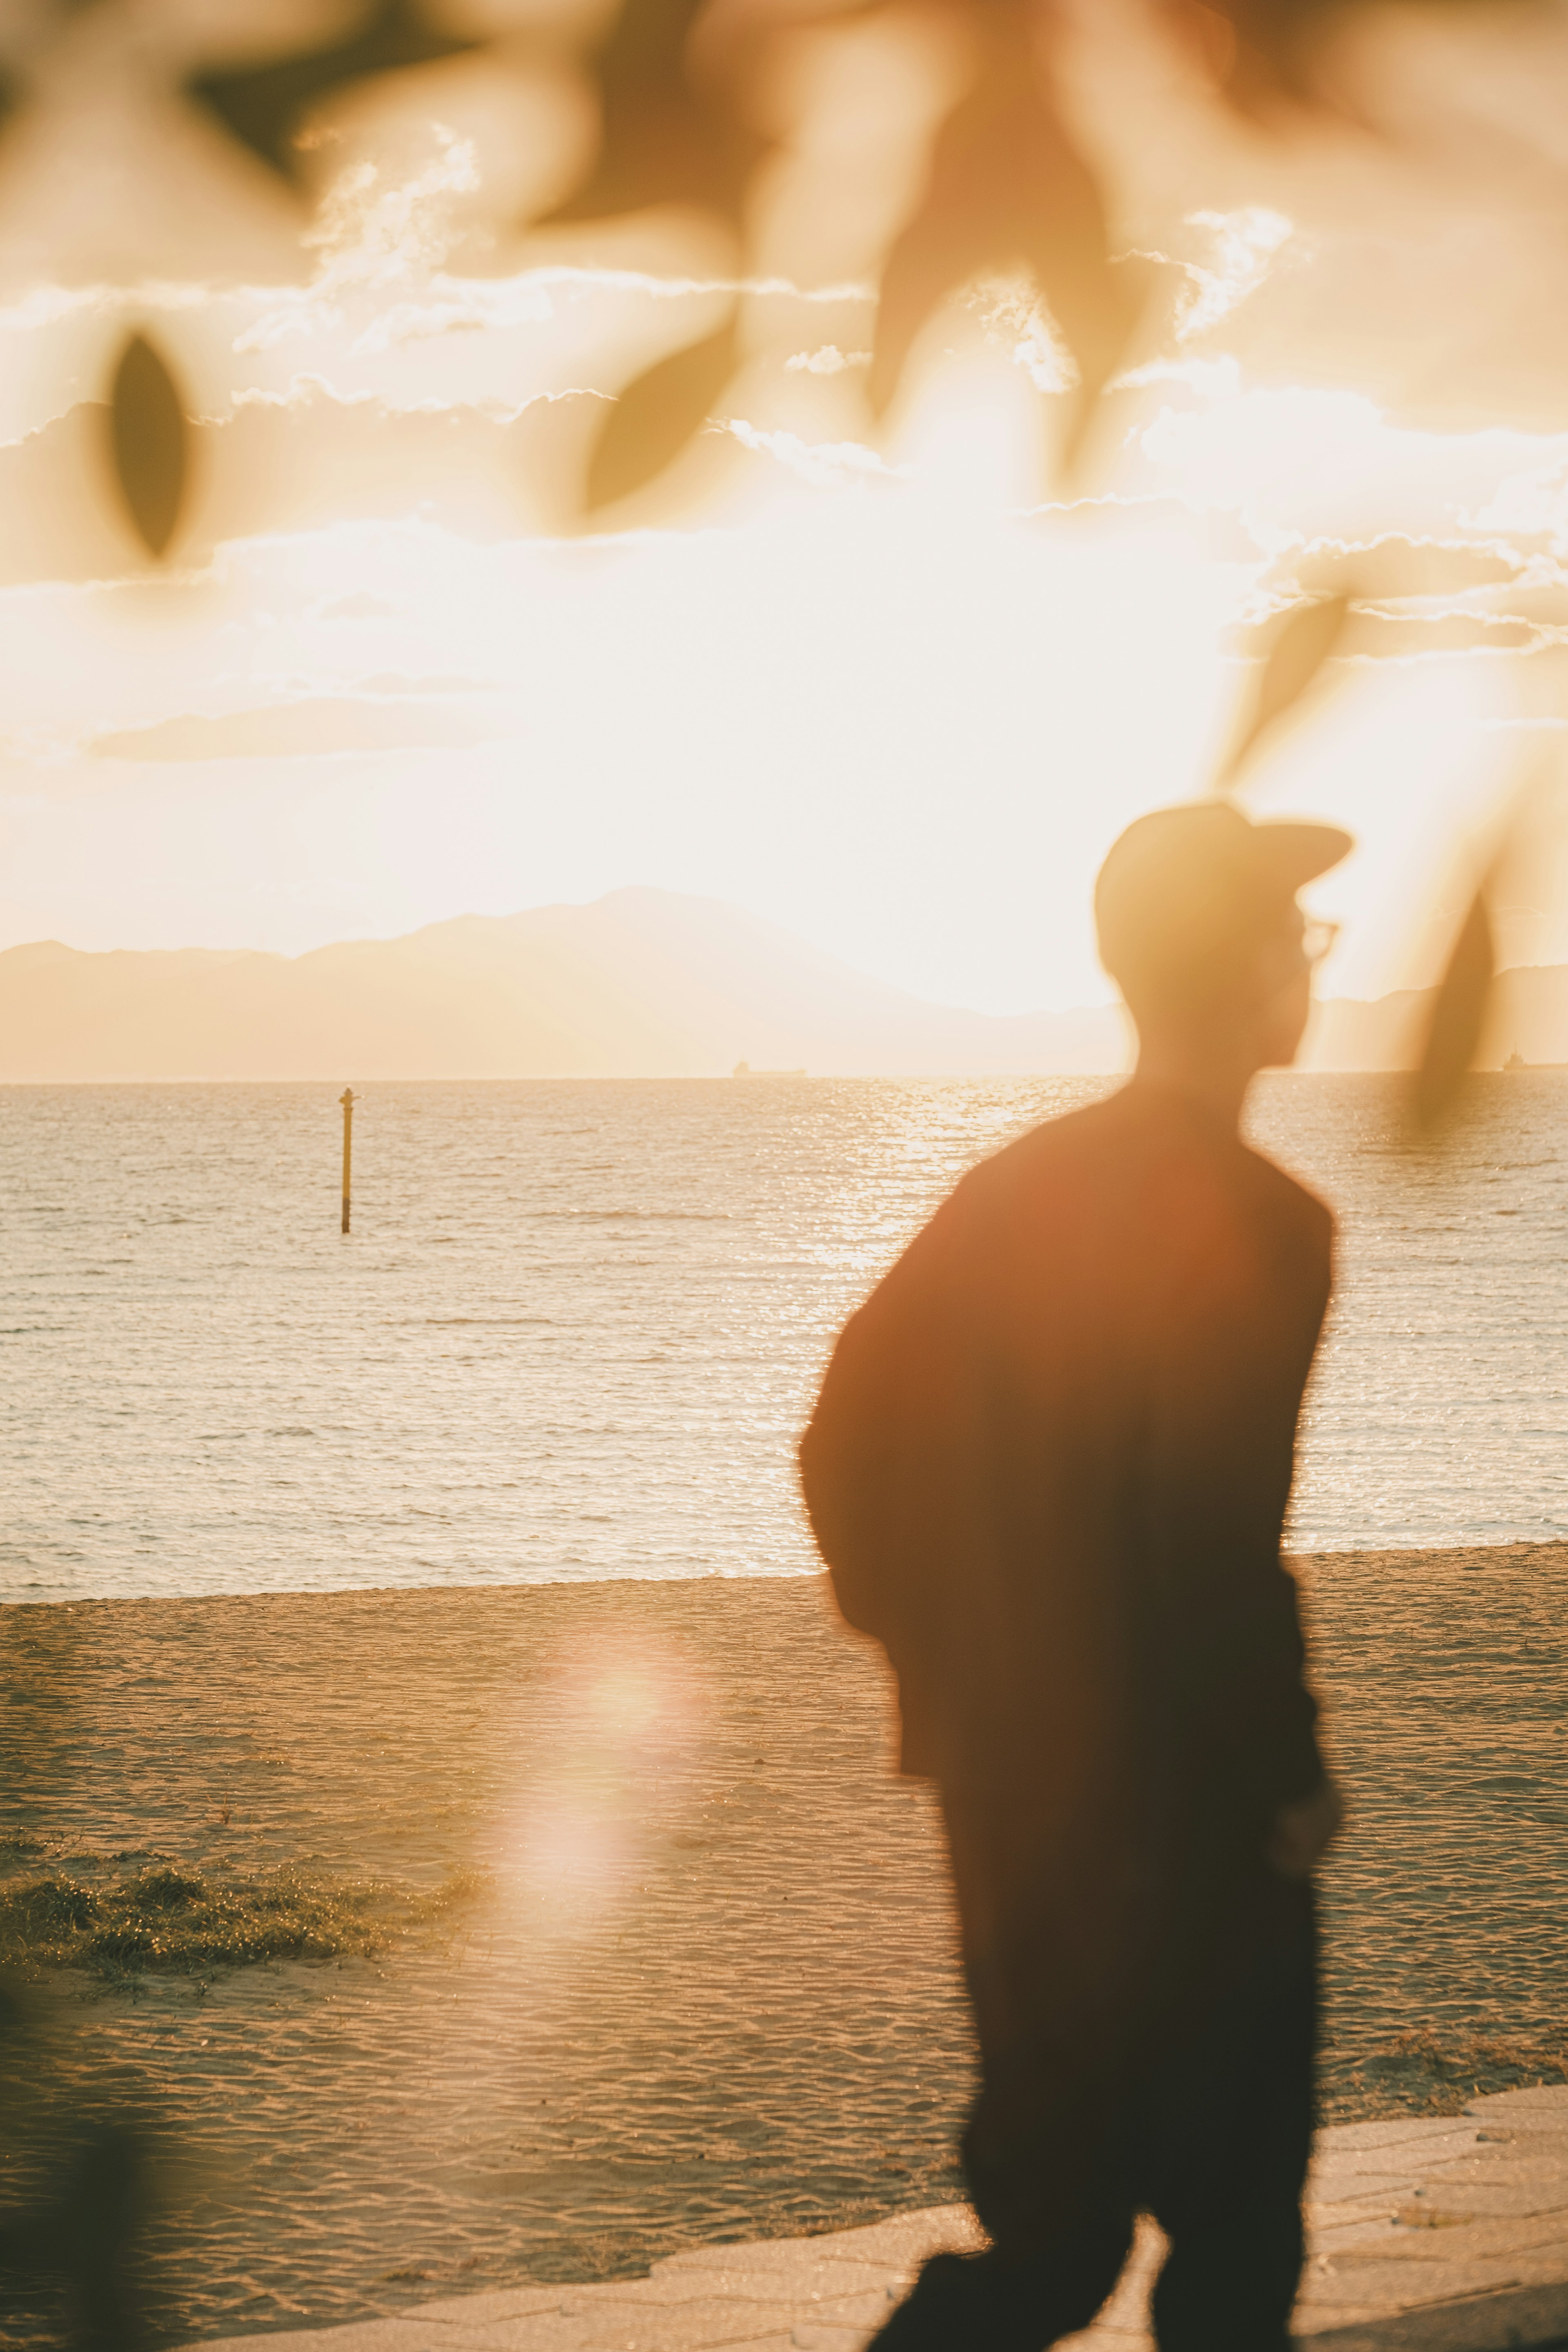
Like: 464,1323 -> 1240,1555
800,1082 -> 1330,1891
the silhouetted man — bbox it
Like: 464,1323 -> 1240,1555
800,802 -> 1350,2350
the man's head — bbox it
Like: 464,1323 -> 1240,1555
1096,800 -> 1352,1072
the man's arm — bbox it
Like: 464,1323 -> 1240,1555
1143,1185 -> 1334,1836
799,1184 -> 970,1642
1267,1778 -> 1344,1878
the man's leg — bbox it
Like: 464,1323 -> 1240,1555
1141,1882 -> 1317,2352
866,2206 -> 1134,2352
865,1792 -> 1143,2350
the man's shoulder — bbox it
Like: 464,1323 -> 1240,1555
980,1087 -> 1334,1266
932,1096 -> 1112,1252
927,1087 -> 1333,1274
1236,1139 -> 1334,1257
967,1090 -> 1125,1195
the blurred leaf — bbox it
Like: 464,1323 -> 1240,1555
1160,0 -> 1241,82
542,0 -> 757,227
869,6 -> 1145,477
107,334 -> 188,561
187,1 -> 480,188
585,316 -> 738,512
1218,590 -> 1350,788
65,2123 -> 156,2352
1412,889 -> 1493,1136
1164,0 -> 1349,118
539,0 -> 764,506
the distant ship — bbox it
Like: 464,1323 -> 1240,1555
1503,1049 -> 1568,1070
732,1060 -> 806,1078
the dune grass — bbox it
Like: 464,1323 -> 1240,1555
0,1844 -> 490,1980
1328,2022 -> 1568,2119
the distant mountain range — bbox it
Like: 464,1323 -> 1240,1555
1305,964 -> 1567,1071
3,886 -> 1564,1080
0,890 -> 1128,1080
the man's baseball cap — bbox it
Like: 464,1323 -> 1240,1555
1095,799 -> 1352,1006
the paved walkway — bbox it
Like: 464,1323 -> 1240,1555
202,2088 -> 1568,2352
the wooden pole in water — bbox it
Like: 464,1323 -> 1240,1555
339,1088 -> 354,1234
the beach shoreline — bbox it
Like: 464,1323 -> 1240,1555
2,1551 -> 1565,2342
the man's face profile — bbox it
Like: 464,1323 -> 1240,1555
1251,904 -> 1315,1071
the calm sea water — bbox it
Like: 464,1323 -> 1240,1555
4,1074 -> 1568,1603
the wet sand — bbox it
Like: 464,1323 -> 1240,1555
2,1550 -> 1565,2343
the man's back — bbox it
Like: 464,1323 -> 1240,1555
801,1082 -> 1332,1880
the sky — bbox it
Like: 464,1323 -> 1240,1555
7,0 -> 1568,1014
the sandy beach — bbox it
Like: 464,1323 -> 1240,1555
2,1549 -> 1565,2344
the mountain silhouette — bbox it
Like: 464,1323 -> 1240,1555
0,889 -> 1128,1080
9,886 -> 1566,1080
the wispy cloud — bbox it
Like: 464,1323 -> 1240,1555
318,591 -> 398,620
232,125 -> 873,361
968,277 -> 1076,392
239,127 -> 485,354
327,269 -> 873,356
1346,612 -> 1537,659
91,697 -> 511,763
1278,531 -> 1529,600
724,420 -> 906,490
1467,460 -> 1568,542
785,347 -> 871,375
1174,210 -> 1295,342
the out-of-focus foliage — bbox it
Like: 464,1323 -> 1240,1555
0,0 -> 1544,1094
539,0 -> 762,509
546,0 -> 758,225
869,2 -> 1148,479
535,0 -> 1374,505
0,0 -> 1430,523
187,1 -> 484,188
1162,0 -> 1349,114
1414,888 -> 1495,1133
586,318 -> 742,511
107,335 -> 189,562
1218,592 -> 1352,791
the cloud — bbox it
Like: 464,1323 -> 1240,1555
323,269 -> 873,355
354,673 -> 496,695
1113,356 -> 1243,398
1468,461 -> 1568,541
89,698 -> 510,763
1278,532 -> 1526,601
238,129 -> 486,355
1356,612 -> 1539,657
1472,586 -> 1568,632
785,347 -> 871,375
229,126 -> 874,362
319,592 -> 397,620
724,419 -> 906,490
967,277 -> 1077,392
1252,529 -> 1568,654
1174,210 -> 1296,343
1229,608 -> 1536,662
1026,491 -> 1268,569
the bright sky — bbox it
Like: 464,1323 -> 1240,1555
5,0 -> 1568,1013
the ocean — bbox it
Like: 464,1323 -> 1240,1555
5,1073 -> 1568,1604
4,1075 -> 1566,2335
